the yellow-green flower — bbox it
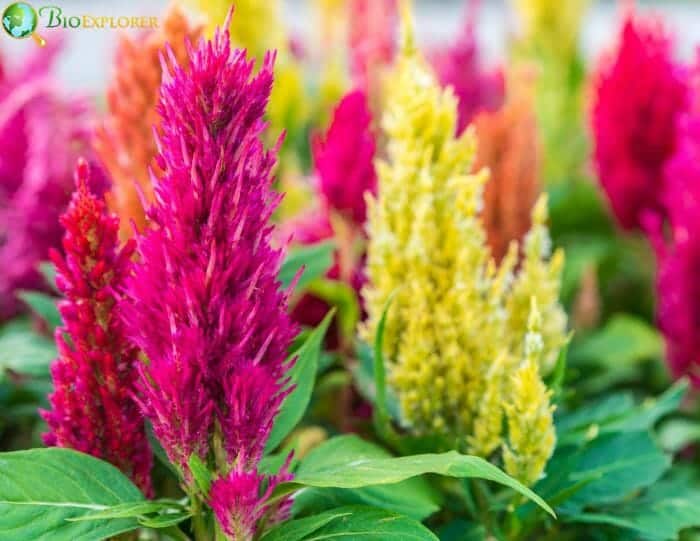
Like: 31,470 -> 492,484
362,1 -> 565,485
188,0 -> 286,58
511,0 -> 590,184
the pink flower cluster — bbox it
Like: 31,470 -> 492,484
650,57 -> 700,386
288,90 -> 377,343
431,6 -> 504,133
591,10 -> 688,230
0,38 -> 98,318
42,158 -> 152,495
120,17 -> 297,538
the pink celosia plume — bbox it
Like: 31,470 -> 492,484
431,0 -> 504,133
41,158 -> 152,495
650,56 -> 700,386
312,89 -> 377,226
121,13 -> 297,538
0,37 -> 97,318
591,9 -> 688,230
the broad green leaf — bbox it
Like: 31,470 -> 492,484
280,241 -> 335,292
564,467 -> 700,541
292,436 -> 441,521
68,499 -> 186,522
290,435 -> 554,517
0,320 -> 55,378
0,448 -> 144,540
561,431 -> 670,510
17,291 -> 61,330
557,381 -> 686,445
261,505 -> 439,541
265,311 -> 334,453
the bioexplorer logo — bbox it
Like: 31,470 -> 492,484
2,2 -> 44,46
2,2 -> 159,46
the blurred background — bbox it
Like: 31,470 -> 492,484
0,0 -> 698,92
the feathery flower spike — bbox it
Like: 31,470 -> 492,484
95,6 -> 203,237
651,57 -> 700,386
362,1 -> 563,484
431,0 -> 504,133
473,69 -> 540,261
0,38 -> 95,318
591,9 -> 688,229
122,11 -> 298,538
41,158 -> 152,495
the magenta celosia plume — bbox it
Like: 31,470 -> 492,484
287,90 -> 376,342
41,158 -> 152,495
431,1 -> 504,133
312,89 -> 377,226
0,37 -> 97,318
591,9 -> 688,230
650,57 -> 700,386
121,13 -> 297,539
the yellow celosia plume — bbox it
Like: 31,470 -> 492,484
362,1 -> 566,485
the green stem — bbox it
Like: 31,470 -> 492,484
191,497 -> 210,541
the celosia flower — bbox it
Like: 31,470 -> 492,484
513,0 -> 589,61
348,0 -> 397,96
591,10 -> 688,230
94,6 -> 202,237
473,70 -> 540,261
41,158 -> 152,495
287,90 -> 376,341
362,5 -> 565,485
121,15 -> 297,538
502,300 -> 556,486
0,37 -> 95,319
512,0 -> 589,185
431,2 -> 504,133
651,58 -> 700,386
187,0 -> 309,177
313,89 -> 377,226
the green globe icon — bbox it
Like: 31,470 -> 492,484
2,2 -> 38,39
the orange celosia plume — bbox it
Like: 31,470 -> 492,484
474,70 -> 542,262
95,7 -> 202,237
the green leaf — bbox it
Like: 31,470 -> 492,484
17,291 -> 61,330
560,431 -> 670,511
564,467 -> 700,541
68,500 -> 185,521
0,320 -> 55,378
580,316 -> 663,366
307,279 -> 359,341
372,294 -> 393,437
292,436 -> 441,521
557,381 -> 686,445
0,448 -> 145,540
38,261 -> 58,292
280,241 -> 335,292
188,454 -> 212,496
289,435 -> 554,517
261,505 -> 439,541
265,311 -> 334,453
